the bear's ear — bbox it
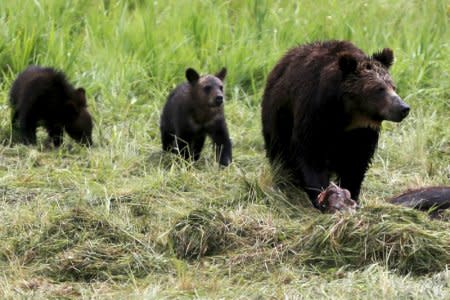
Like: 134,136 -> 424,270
372,48 -> 394,69
186,68 -> 200,84
215,67 -> 227,81
338,53 -> 358,75
75,88 -> 87,107
76,87 -> 86,96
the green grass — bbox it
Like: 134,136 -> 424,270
0,0 -> 449,298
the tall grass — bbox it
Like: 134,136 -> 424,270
0,0 -> 449,298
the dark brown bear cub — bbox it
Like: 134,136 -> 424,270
160,67 -> 232,166
261,40 -> 410,210
10,66 -> 93,146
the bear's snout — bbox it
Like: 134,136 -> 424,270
389,95 -> 410,122
215,95 -> 224,106
398,101 -> 410,119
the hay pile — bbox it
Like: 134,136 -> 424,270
292,206 -> 450,274
169,205 -> 450,275
1,208 -> 169,281
169,209 -> 231,259
4,204 -> 448,280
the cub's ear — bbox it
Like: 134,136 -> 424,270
76,87 -> 86,96
215,67 -> 227,81
186,68 -> 200,84
75,87 -> 87,107
372,48 -> 394,69
338,53 -> 358,75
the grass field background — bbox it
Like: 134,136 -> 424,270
0,0 -> 449,298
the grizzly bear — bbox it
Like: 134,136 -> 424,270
261,40 -> 410,210
10,66 -> 93,146
160,67 -> 232,166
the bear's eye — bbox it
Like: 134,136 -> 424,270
377,87 -> 385,93
219,85 -> 223,92
365,64 -> 372,70
203,85 -> 212,93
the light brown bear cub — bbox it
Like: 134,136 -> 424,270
160,67 -> 232,166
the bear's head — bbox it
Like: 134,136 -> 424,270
186,67 -> 227,109
65,87 -> 93,145
339,48 -> 410,130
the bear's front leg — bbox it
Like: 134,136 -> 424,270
334,128 -> 379,201
18,115 -> 38,145
191,134 -> 206,161
294,158 -> 330,210
208,118 -> 232,167
45,123 -> 64,147
174,134 -> 193,161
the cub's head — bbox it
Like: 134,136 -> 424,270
65,87 -> 93,146
186,67 -> 227,108
339,48 -> 410,130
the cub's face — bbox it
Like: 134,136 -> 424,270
65,87 -> 93,145
339,49 -> 410,129
66,108 -> 93,146
186,67 -> 227,109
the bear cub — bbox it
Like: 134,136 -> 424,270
160,67 -> 232,166
10,66 -> 93,146
262,40 -> 410,210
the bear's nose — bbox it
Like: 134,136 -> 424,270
400,104 -> 410,118
215,96 -> 223,106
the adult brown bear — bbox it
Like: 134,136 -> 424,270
261,40 -> 410,210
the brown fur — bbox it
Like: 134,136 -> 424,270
160,67 -> 232,166
261,40 -> 410,210
345,114 -> 382,131
389,186 -> 450,211
9,66 -> 93,146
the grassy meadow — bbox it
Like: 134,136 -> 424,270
0,0 -> 449,298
